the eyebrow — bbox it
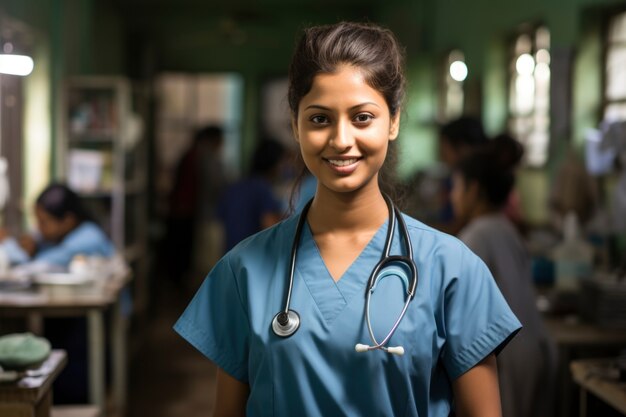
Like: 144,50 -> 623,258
303,102 -> 381,112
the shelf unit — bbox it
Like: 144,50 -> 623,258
57,76 -> 149,314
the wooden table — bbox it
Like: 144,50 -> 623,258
570,358 -> 626,416
545,316 -> 626,417
0,271 -> 130,416
0,350 -> 67,417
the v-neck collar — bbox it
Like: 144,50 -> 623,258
295,220 -> 389,326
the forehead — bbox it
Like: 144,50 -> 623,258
299,65 -> 387,109
35,205 -> 57,221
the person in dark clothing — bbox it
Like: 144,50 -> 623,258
166,125 -> 224,283
217,139 -> 285,252
435,116 -> 488,234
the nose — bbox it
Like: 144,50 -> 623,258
329,119 -> 354,152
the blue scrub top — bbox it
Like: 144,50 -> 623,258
175,212 -> 521,417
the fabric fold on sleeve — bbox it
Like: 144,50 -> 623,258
441,248 -> 522,380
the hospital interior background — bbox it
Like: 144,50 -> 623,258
0,0 -> 626,416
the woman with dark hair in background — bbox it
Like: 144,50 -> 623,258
0,182 -> 114,266
451,135 -> 557,417
435,116 -> 489,234
0,182 -> 116,404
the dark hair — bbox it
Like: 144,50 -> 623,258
288,21 -> 406,117
250,139 -> 286,175
455,134 -> 523,208
35,183 -> 92,222
439,116 -> 487,147
194,125 -> 223,145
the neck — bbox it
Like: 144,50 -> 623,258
307,184 -> 389,235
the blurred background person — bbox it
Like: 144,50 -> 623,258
165,125 -> 225,285
435,116 -> 488,234
0,182 -> 114,267
217,138 -> 286,252
450,137 -> 557,417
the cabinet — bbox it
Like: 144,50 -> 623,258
58,76 -> 148,314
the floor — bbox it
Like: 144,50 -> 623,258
126,276 -> 217,417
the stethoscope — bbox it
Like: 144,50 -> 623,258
271,195 -> 418,356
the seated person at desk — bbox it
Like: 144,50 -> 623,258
450,137 -> 557,417
0,183 -> 115,404
0,182 -> 114,267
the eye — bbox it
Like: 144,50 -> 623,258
310,115 -> 329,125
353,113 -> 374,124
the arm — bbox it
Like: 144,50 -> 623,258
213,368 -> 249,417
18,235 -> 37,257
452,354 -> 501,417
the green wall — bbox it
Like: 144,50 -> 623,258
3,0 -> 626,226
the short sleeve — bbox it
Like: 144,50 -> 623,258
173,255 -> 250,382
440,248 -> 521,380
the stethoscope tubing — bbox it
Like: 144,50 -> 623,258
272,195 -> 418,352
363,199 -> 418,351
282,199 -> 312,316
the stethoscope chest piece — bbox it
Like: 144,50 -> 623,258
272,310 -> 301,337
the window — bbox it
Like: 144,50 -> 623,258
604,10 -> 626,121
508,26 -> 551,167
438,50 -> 467,122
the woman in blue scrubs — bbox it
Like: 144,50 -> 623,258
175,22 -> 521,417
0,183 -> 115,403
1,183 -> 115,266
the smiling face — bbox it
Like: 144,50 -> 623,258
293,65 -> 400,198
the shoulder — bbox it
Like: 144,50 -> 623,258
402,213 -> 471,258
70,222 -> 109,240
64,222 -> 113,248
459,215 -> 517,245
400,212 -> 489,283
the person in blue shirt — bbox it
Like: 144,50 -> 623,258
0,183 -> 116,404
0,183 -> 114,267
217,139 -> 285,252
175,22 -> 521,417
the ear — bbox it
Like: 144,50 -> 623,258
389,112 -> 400,141
291,117 -> 300,143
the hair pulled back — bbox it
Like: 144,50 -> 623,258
288,21 -> 406,117
36,183 -> 92,223
439,116 -> 488,147
455,133 -> 524,208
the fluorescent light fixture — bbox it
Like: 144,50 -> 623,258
0,54 -> 34,76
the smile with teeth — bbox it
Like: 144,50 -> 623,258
326,158 -> 359,167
